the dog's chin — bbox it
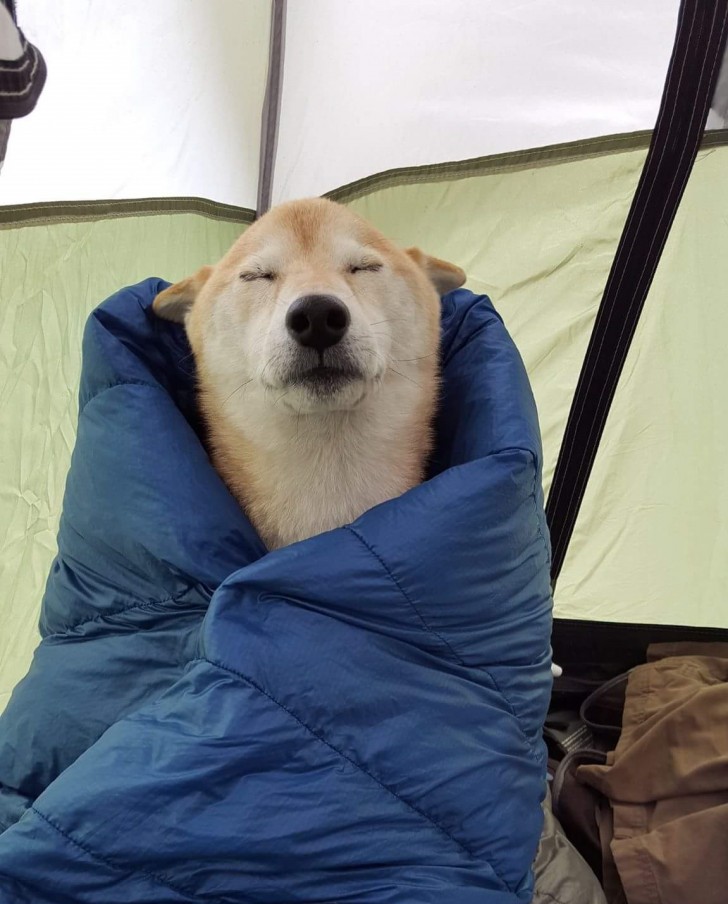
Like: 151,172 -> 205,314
276,366 -> 369,414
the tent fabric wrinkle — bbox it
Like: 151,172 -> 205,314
546,0 -> 728,582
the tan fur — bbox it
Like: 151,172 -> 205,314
154,198 -> 465,549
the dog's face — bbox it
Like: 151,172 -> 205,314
154,198 -> 465,417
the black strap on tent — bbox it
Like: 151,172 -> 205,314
256,0 -> 287,217
546,0 -> 728,585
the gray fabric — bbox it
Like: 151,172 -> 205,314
0,2 -> 22,60
708,44 -> 728,127
256,0 -> 287,216
0,118 -> 10,169
532,787 -> 607,904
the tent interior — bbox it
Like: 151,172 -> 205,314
1,0 -> 727,899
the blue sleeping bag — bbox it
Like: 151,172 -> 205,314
0,279 -> 553,903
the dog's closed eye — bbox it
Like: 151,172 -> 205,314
348,262 -> 383,275
240,271 -> 276,282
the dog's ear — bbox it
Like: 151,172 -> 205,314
405,248 -> 466,295
153,266 -> 213,323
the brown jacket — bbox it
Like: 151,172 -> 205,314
578,643 -> 728,904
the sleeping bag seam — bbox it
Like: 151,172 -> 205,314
347,466 -> 545,761
344,526 -> 467,667
485,447 -> 550,565
44,585 -> 204,637
493,445 -> 550,567
201,657 -> 505,876
29,807 -> 226,904
527,452 -> 551,567
78,379 -> 167,415
480,667 -> 540,760
482,447 -> 551,757
441,311 -> 500,367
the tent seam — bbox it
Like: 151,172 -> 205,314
0,197 -> 255,230
1,133 -> 725,228
256,0 -> 287,215
327,130 -> 728,204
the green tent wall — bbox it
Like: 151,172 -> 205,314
1,1 -> 728,710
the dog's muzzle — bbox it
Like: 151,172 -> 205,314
279,295 -> 367,400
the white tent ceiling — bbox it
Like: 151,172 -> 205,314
0,0 -> 270,207
275,0 -> 679,201
1,0 -> 680,208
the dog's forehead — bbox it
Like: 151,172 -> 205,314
245,202 -> 382,259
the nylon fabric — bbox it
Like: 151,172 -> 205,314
0,214 -> 246,713
0,280 -> 553,902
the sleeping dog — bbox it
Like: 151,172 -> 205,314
154,198 -> 465,550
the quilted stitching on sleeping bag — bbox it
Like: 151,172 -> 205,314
0,279 -> 553,903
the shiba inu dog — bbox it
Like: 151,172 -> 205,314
154,198 -> 465,549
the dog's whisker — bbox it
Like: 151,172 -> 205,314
394,353 -> 437,362
222,378 -> 254,405
273,388 -> 291,407
258,356 -> 280,384
369,318 -> 408,326
221,358 -> 276,407
389,366 -> 422,389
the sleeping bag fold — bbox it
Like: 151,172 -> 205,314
0,280 -> 553,903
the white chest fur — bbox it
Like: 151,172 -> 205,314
206,379 -> 427,549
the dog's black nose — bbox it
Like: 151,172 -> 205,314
286,295 -> 351,352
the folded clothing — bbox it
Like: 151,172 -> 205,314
579,642 -> 728,904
